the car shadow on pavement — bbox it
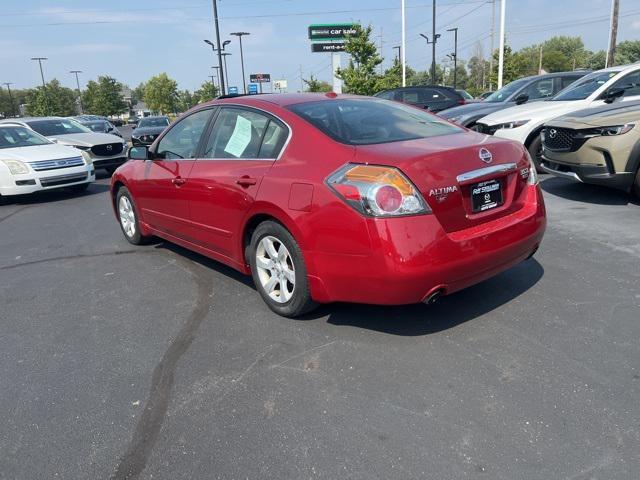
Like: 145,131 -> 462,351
305,259 -> 545,336
540,176 -> 638,206
0,182 -> 110,206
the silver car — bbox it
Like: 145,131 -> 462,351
0,117 -> 128,175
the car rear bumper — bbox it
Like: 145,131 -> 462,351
308,185 -> 546,305
0,165 -> 95,196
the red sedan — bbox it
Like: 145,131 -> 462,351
110,93 -> 545,317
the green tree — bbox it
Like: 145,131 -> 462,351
0,87 -> 28,118
375,59 -> 415,91
175,89 -> 196,112
336,25 -> 383,95
25,79 -> 77,116
143,73 -> 178,114
82,76 -> 127,116
489,46 -> 530,86
132,82 -> 147,105
467,55 -> 490,95
615,40 -> 640,65
587,50 -> 606,70
193,81 -> 219,103
303,75 -> 332,92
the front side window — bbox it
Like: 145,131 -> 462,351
288,98 -> 462,145
203,108 -> 286,159
375,90 -> 395,100
0,126 -> 51,149
553,70 -> 620,101
26,119 -> 91,136
155,109 -> 213,160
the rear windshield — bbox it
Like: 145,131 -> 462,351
27,118 -> 90,136
287,98 -> 462,145
138,117 -> 170,128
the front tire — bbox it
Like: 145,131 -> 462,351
249,221 -> 317,318
528,134 -> 544,172
116,186 -> 149,245
633,167 -> 640,198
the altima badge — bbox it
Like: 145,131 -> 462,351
429,185 -> 458,202
479,148 -> 492,164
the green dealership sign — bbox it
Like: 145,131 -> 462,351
308,24 -> 358,41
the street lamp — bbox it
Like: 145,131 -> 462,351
3,83 -> 15,117
230,32 -> 250,94
221,52 -> 232,92
204,39 -> 226,95
211,66 -> 220,92
446,27 -> 458,89
30,57 -> 49,114
393,45 -> 401,63
419,34 -> 440,84
70,70 -> 84,113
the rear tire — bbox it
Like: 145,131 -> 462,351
528,134 -> 544,172
116,186 -> 150,245
249,221 -> 317,318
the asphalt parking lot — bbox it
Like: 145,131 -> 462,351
1,174 -> 639,479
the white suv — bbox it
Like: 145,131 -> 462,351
475,63 -> 640,168
0,117 -> 128,175
0,124 -> 95,198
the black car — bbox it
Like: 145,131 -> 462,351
374,85 -> 465,113
131,116 -> 171,146
438,71 -> 590,128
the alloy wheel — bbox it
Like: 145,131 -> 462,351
255,235 -> 295,303
118,196 -> 136,238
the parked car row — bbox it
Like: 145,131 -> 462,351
431,62 -> 640,196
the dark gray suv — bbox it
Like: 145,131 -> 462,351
439,71 -> 590,128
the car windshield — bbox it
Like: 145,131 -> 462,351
138,117 -> 169,128
457,90 -> 474,100
27,118 -> 91,136
484,77 -> 531,103
0,125 -> 51,149
85,121 -> 109,132
288,98 -> 462,145
552,70 -> 620,101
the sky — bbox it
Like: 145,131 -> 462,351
1,0 -> 639,93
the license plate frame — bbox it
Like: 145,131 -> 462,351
471,179 -> 503,213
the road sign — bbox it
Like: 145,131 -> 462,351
250,73 -> 271,83
311,42 -> 346,53
273,80 -> 288,90
248,83 -> 258,94
308,24 -> 357,41
228,86 -> 238,95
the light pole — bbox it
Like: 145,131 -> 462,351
419,34 -> 440,84
70,70 -> 84,113
221,52 -> 232,91
211,66 -> 220,93
393,46 -> 401,63
497,0 -> 506,88
209,0 -> 225,96
3,83 -> 15,117
230,32 -> 249,94
431,0 -> 437,85
204,39 -> 224,94
401,0 -> 406,86
31,57 -> 49,114
446,27 -> 458,88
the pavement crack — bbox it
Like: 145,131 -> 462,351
110,258 -> 213,480
0,206 -> 31,224
0,249 -> 152,271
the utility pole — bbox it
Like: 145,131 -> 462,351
3,83 -> 15,117
538,44 -> 543,74
30,57 -> 49,115
299,65 -> 304,92
447,27 -> 458,89
70,70 -> 84,114
489,0 -> 495,90
221,52 -> 231,91
377,27 -> 384,74
230,32 -> 250,94
401,0 -> 406,86
210,0 -> 225,95
605,0 -> 619,68
431,0 -> 437,85
393,46 -> 401,63
497,0 -> 506,89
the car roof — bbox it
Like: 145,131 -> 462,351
201,92 -> 365,109
1,116 -> 66,123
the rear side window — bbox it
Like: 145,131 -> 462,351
203,108 -> 288,159
522,78 -> 554,100
288,98 -> 462,145
560,75 -> 581,90
375,90 -> 395,100
611,71 -> 640,98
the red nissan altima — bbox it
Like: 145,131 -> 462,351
110,93 -> 545,317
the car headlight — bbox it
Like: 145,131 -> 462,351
495,119 -> 530,130
580,123 -> 635,137
80,150 -> 93,165
1,159 -> 30,175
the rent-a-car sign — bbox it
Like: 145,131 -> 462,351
308,24 -> 357,41
311,42 -> 346,53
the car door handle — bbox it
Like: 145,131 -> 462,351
236,176 -> 257,187
172,177 -> 186,186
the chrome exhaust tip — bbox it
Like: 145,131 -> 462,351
423,289 -> 444,305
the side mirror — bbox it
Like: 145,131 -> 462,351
129,146 -> 149,160
514,93 -> 529,105
603,87 -> 625,104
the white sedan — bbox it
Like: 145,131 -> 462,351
0,124 -> 95,198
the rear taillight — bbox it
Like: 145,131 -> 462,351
326,164 -> 431,217
524,150 -> 538,185
457,98 -> 466,105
